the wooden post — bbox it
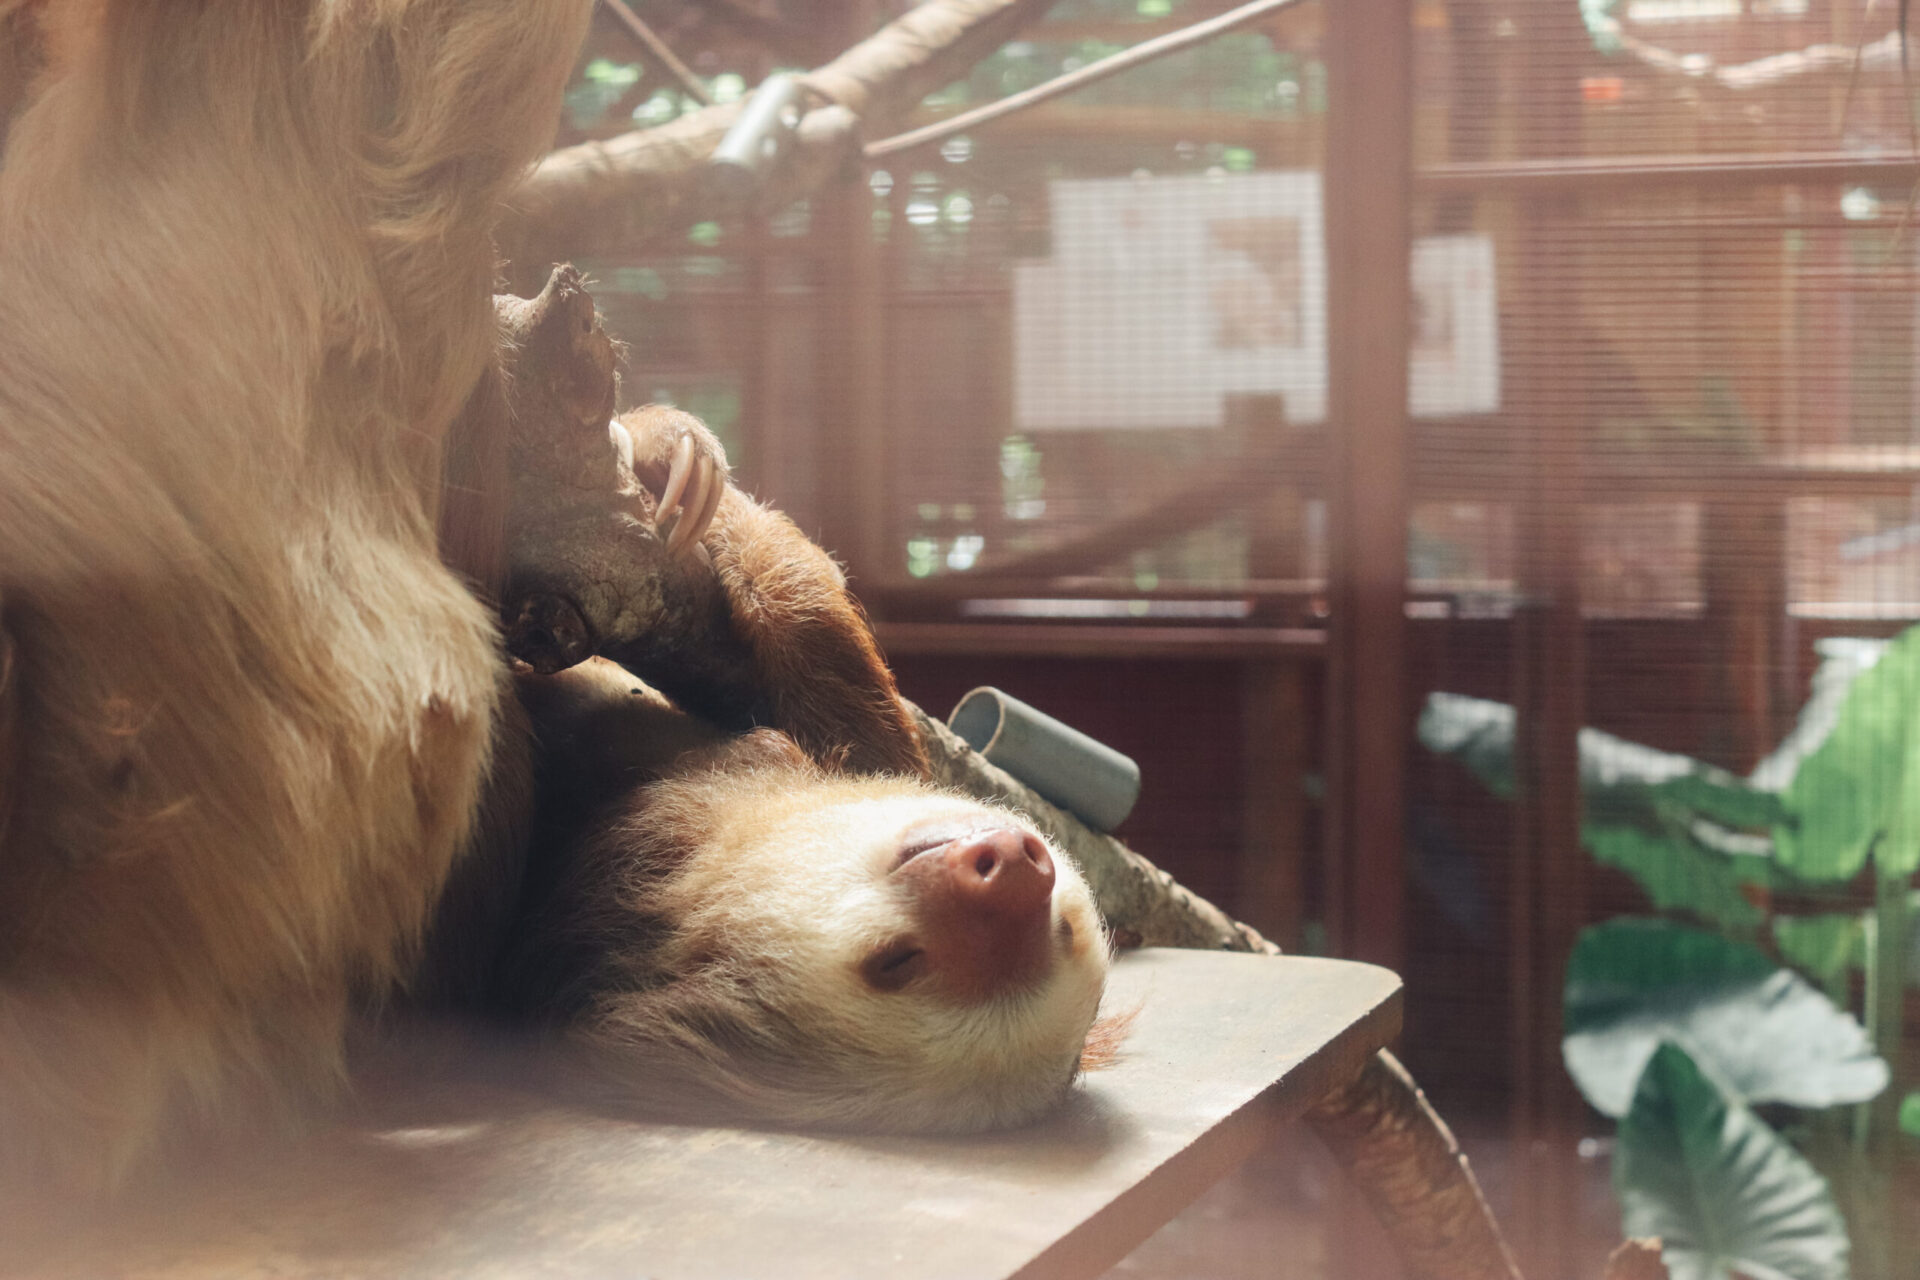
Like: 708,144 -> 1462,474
813,178 -> 890,579
738,214 -> 779,493
1505,2 -> 1592,1271
1238,658 -> 1307,951
1323,2 -> 1414,1271
812,2 -> 890,582
1323,0 -> 1412,976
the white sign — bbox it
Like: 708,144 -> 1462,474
1013,172 -> 1498,430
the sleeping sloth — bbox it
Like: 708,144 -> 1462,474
488,661 -> 1114,1133
421,405 -> 1114,1134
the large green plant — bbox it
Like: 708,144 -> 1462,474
1420,630 -> 1920,1280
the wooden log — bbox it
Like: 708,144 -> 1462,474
1307,1049 -> 1525,1280
491,266 -> 738,689
911,705 -> 1276,954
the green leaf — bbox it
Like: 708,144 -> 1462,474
1563,919 -> 1887,1118
1584,825 -> 1765,930
1647,773 -> 1786,832
1770,897 -> 1920,989
1420,694 -> 1780,825
1773,767 -> 1874,883
1749,638 -> 1890,791
1580,0 -> 1624,54
1900,1092 -> 1920,1139
1418,694 -> 1518,798
1772,913 -> 1865,989
1420,694 -> 1781,922
1777,627 -> 1920,880
1882,728 -> 1920,875
1616,1043 -> 1852,1280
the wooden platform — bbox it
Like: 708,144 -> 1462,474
6,949 -> 1401,1280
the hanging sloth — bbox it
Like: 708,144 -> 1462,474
0,0 -> 1110,1189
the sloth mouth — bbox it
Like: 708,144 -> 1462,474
890,823 -> 974,871
890,819 -> 1047,873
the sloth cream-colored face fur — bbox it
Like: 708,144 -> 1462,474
581,777 -> 1113,1134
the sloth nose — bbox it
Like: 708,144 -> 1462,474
946,828 -> 1054,915
897,826 -> 1058,1003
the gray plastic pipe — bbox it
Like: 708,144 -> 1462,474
708,74 -> 805,202
947,688 -> 1141,833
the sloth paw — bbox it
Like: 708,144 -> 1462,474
618,407 -> 730,561
654,431 -> 727,559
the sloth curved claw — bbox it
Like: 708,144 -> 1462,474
653,433 -> 724,561
662,468 -> 701,556
655,433 -> 696,529
661,449 -> 723,559
686,456 -> 727,555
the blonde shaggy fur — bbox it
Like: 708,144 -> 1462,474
0,0 -> 589,1186
496,717 -> 1112,1134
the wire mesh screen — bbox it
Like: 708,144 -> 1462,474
874,37 -> 1332,608
1426,0 -> 1919,163
1411,1 -> 1920,1275
561,5 -> 1336,918
554,0 -> 1920,1274
573,9 -> 1333,618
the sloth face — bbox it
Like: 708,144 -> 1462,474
575,771 -> 1113,1134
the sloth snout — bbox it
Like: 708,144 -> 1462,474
947,828 -> 1054,916
888,827 -> 1058,1004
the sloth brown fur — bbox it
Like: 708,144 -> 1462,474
0,0 -> 590,1186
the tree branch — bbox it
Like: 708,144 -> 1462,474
492,266 -> 736,681
911,705 -> 1277,952
1614,26 -> 1907,91
863,0 -> 1308,160
495,0 -> 1060,291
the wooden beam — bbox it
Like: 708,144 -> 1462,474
1322,0 -> 1412,977
1238,660 -> 1308,950
812,4 -> 892,579
1419,150 -> 1920,196
874,621 -> 1325,660
1502,2 -> 1593,1273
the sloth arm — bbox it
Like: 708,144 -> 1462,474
603,408 -> 928,781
